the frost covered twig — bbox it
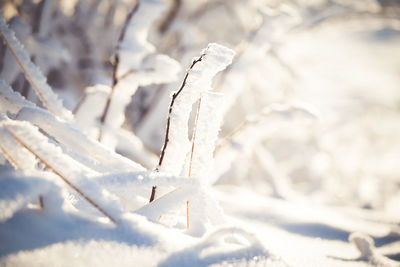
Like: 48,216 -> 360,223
97,0 -> 180,146
349,232 -> 398,266
157,55 -> 204,171
0,80 -> 145,172
157,43 -> 235,176
98,1 -> 140,133
0,14 -> 72,121
188,97 -> 202,177
0,119 -> 119,224
17,107 -> 145,173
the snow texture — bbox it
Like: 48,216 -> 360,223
0,174 -> 52,222
0,17 -> 31,85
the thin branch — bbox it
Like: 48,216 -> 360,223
0,145 -> 19,168
149,185 -> 157,203
4,126 -> 117,224
98,1 -> 140,141
186,200 -> 189,230
38,195 -> 44,210
186,96 -> 203,234
156,55 -> 205,170
188,97 -> 202,177
0,15 -> 72,120
158,0 -> 181,34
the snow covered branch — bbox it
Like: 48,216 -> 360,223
0,14 -> 72,121
157,43 -> 235,176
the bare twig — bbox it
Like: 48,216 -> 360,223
32,0 -> 46,34
149,185 -> 157,203
38,195 -> 44,210
156,55 -> 205,170
188,97 -> 202,177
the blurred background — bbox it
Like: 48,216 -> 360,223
1,0 -> 400,215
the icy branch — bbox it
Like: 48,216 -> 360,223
0,119 -> 121,224
98,0 -> 180,146
0,14 -> 73,121
17,107 -> 145,173
157,43 -> 235,175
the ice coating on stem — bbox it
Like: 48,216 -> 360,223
116,0 -> 164,75
0,14 -> 73,121
0,119 -> 122,222
187,92 -> 225,180
0,82 -> 144,172
0,126 -> 37,171
0,17 -> 31,85
135,186 -> 197,222
158,43 -> 235,176
17,107 -> 145,173
98,0 -> 180,149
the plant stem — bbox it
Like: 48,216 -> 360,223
149,185 -> 157,203
5,126 -> 117,224
188,97 -> 202,177
157,55 -> 204,170
98,1 -> 140,141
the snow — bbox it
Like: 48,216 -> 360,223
0,174 -> 52,222
1,1 -> 400,266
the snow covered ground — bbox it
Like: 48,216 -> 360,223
1,0 -> 400,266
